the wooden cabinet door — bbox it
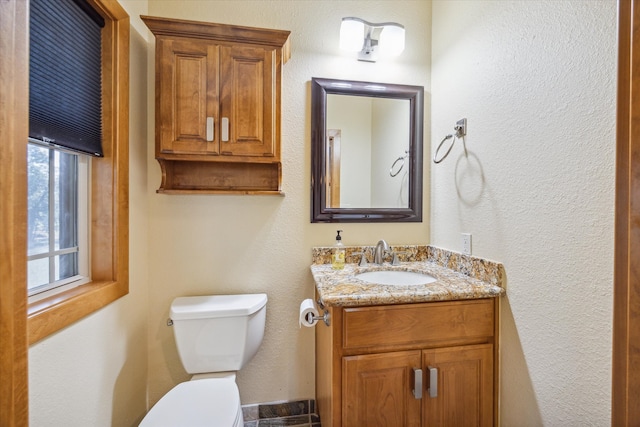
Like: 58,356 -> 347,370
157,37 -> 219,155
219,45 -> 277,158
422,344 -> 493,427
343,350 -> 422,427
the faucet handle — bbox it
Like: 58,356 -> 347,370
391,251 -> 408,266
353,252 -> 368,267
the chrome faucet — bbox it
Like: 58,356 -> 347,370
374,240 -> 390,264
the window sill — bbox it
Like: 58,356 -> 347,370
28,279 -> 127,344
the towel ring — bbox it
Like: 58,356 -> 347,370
390,150 -> 409,177
433,134 -> 455,164
433,118 -> 467,164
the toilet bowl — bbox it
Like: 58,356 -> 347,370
138,378 -> 242,427
139,293 -> 267,426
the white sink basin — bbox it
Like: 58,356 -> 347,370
356,270 -> 437,286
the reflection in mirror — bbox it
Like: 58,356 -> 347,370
326,95 -> 410,208
311,77 -> 424,222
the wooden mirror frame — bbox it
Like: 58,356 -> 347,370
311,77 -> 424,222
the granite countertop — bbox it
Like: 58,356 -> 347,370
310,245 -> 505,307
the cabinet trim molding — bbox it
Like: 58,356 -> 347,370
141,15 -> 291,60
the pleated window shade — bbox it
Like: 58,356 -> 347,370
29,0 -> 105,157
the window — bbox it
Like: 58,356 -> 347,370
27,141 -> 89,301
27,0 -> 99,300
27,0 -> 130,344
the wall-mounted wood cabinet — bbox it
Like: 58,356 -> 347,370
141,16 -> 290,194
316,299 -> 498,426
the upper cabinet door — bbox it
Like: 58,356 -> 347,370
157,37 -> 220,156
219,45 -> 277,158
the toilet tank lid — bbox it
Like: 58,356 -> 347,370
170,293 -> 267,320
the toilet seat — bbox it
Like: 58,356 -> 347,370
139,378 -> 242,427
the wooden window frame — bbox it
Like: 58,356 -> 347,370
612,0 -> 640,424
27,0 -> 130,344
1,0 -> 30,423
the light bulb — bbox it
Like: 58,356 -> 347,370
340,18 -> 365,52
378,24 -> 405,57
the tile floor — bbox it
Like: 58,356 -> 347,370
242,399 -> 320,427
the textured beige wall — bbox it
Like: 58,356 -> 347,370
431,1 -> 616,425
28,1 -> 151,426
145,0 -> 431,406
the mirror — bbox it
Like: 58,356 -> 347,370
311,77 -> 424,222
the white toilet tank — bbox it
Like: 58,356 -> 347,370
170,293 -> 267,374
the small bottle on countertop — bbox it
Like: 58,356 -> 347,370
331,230 -> 345,270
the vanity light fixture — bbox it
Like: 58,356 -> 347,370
339,17 -> 405,62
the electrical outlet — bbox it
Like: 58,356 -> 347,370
461,233 -> 472,255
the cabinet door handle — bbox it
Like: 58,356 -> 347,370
221,117 -> 229,142
206,117 -> 214,142
412,368 -> 423,399
428,366 -> 438,398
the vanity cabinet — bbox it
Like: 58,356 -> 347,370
141,16 -> 290,194
316,298 -> 498,427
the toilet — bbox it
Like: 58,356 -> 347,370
139,293 -> 268,427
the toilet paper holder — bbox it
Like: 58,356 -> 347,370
306,299 -> 330,326
305,310 -> 330,327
